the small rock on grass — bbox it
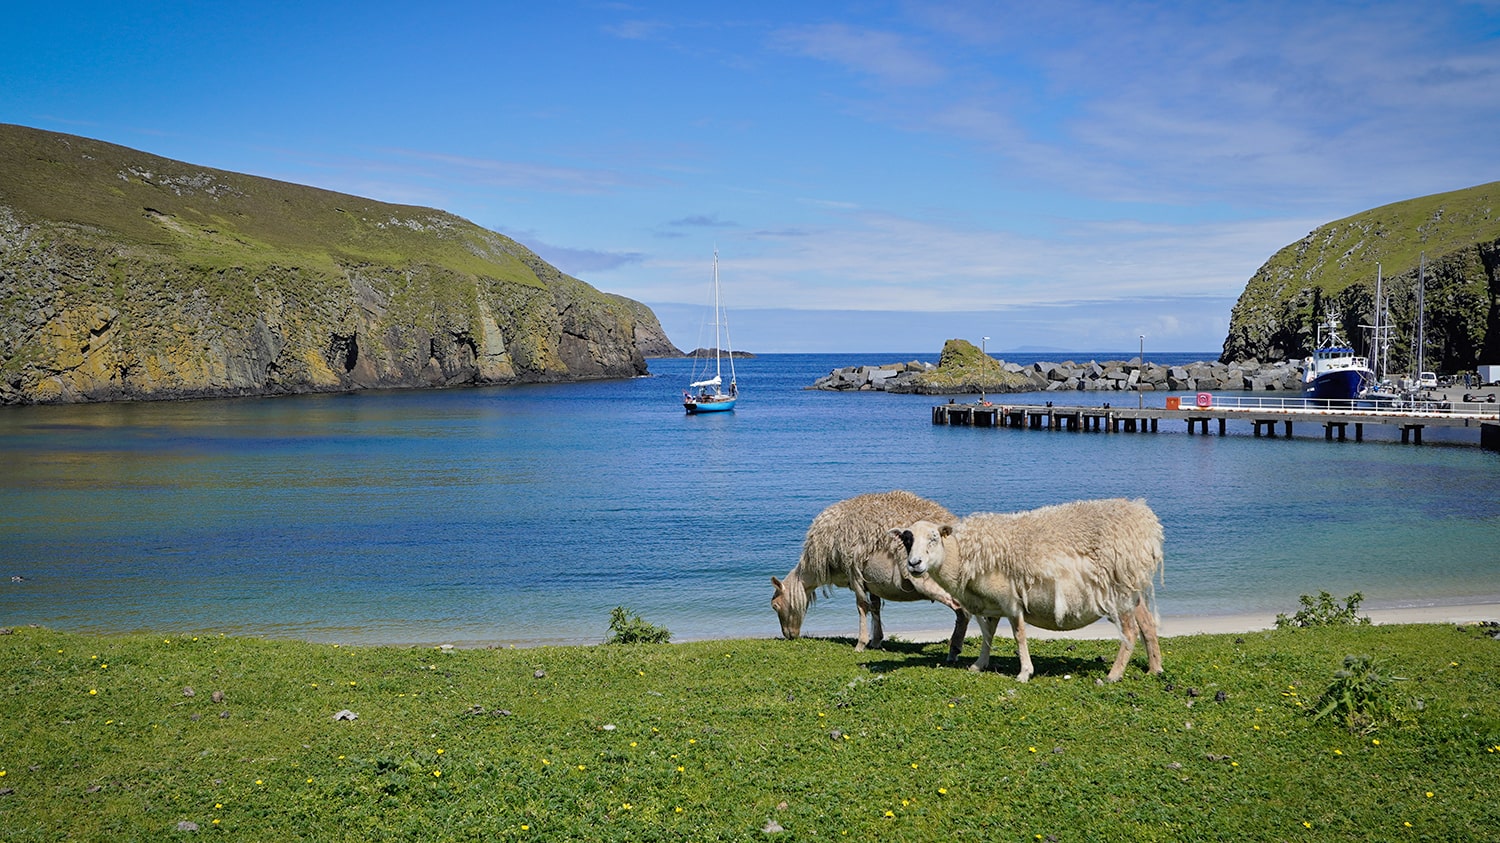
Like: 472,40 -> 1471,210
332,709 -> 358,721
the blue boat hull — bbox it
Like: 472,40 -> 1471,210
685,398 -> 736,414
1304,369 -> 1366,401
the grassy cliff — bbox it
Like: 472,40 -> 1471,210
1223,182 -> 1500,374
0,124 -> 662,403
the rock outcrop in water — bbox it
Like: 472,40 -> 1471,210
0,124 -> 669,404
1222,181 -> 1500,373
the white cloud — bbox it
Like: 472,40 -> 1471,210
771,23 -> 947,87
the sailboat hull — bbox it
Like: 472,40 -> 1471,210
684,397 -> 736,414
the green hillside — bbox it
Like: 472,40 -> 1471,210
0,124 -> 554,288
1223,182 -> 1500,374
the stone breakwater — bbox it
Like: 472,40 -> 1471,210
809,358 -> 1304,394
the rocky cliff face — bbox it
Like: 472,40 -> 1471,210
0,124 -> 659,404
1223,182 -> 1500,374
612,295 -> 683,358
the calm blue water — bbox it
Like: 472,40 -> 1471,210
2,352 -> 1498,647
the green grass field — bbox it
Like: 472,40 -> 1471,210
2,621 -> 1497,840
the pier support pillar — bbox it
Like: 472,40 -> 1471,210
1483,423 -> 1500,452
1218,418 -> 1227,436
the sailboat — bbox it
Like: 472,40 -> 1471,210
1359,263 -> 1399,403
682,250 -> 738,414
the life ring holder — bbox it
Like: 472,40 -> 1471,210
1195,392 -> 1213,409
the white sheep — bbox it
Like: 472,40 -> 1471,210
891,498 -> 1164,682
773,491 -> 969,660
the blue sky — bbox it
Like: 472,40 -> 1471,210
5,2 -> 1498,354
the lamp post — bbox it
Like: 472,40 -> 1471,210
1138,335 -> 1145,409
981,336 -> 990,403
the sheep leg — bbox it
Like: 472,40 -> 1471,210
852,585 -> 876,651
868,594 -> 885,650
945,609 -> 970,663
970,615 -> 999,672
1010,614 -> 1034,683
1135,600 -> 1163,674
904,571 -> 965,611
1106,605 -> 1141,682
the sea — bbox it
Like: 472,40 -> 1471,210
3,352 -> 1498,648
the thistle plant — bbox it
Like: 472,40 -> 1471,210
1311,654 -> 1411,733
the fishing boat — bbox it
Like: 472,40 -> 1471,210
683,250 -> 738,414
1303,310 -> 1373,401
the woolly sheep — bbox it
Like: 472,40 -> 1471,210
773,491 -> 969,660
892,498 -> 1164,682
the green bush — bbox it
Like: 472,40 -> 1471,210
1276,591 -> 1371,629
605,606 -> 672,644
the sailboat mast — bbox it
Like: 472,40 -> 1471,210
1373,263 -> 1383,381
1415,252 -> 1426,379
712,250 -> 722,381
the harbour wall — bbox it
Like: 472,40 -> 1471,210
810,358 -> 1303,394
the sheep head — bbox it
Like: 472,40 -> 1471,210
890,521 -> 955,578
770,575 -> 805,639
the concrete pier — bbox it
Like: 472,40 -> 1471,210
930,390 -> 1500,450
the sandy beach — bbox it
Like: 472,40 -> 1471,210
900,601 -> 1500,644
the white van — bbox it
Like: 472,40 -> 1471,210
1417,371 -> 1438,389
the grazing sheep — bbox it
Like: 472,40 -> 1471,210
892,498 -> 1164,682
773,491 -> 970,660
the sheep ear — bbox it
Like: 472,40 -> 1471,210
890,528 -> 914,552
939,524 -> 956,537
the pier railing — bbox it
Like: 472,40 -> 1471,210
1200,394 -> 1500,418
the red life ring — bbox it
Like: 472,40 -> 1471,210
1195,392 -> 1212,408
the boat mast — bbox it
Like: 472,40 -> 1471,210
1414,252 -> 1426,380
1367,263 -> 1384,382
711,248 -> 736,392
712,249 -> 722,383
